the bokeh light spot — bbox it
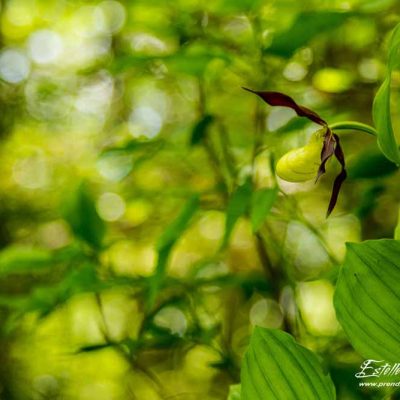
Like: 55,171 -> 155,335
0,49 -> 30,83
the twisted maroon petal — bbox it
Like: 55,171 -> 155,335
242,88 -> 327,126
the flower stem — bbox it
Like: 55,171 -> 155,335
329,121 -> 377,136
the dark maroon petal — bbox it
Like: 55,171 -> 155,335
333,133 -> 345,166
316,131 -> 335,181
326,134 -> 347,216
242,88 -> 327,126
326,169 -> 347,216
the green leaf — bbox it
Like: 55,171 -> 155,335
0,246 -> 52,276
1,263 -> 104,317
167,46 -> 230,76
241,327 -> 336,400
220,0 -> 263,11
190,114 -> 214,146
372,23 -> 400,164
250,187 -> 278,232
372,78 -> 400,164
156,195 -> 200,252
222,178 -> 253,247
227,384 -> 241,400
354,185 -> 385,219
334,240 -> 400,362
347,145 -> 398,179
148,195 -> 200,308
266,11 -> 352,58
62,182 -> 105,249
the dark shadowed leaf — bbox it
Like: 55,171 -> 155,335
347,146 -> 398,179
190,114 -> 214,146
62,182 -> 105,249
250,187 -> 278,232
334,240 -> 400,362
266,11 -> 352,58
77,343 -> 117,353
222,178 -> 252,247
241,327 -> 336,400
354,185 -> 385,219
2,263 -> 104,317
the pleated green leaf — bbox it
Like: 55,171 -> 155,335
241,327 -> 336,400
334,240 -> 400,362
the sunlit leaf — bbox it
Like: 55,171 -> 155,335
0,246 -> 52,276
62,182 -> 105,249
334,240 -> 400,362
266,11 -> 352,58
227,384 -> 241,400
222,178 -> 252,247
241,327 -> 336,400
372,23 -> 400,164
250,187 -> 278,232
395,207 -> 400,240
218,0 -> 263,12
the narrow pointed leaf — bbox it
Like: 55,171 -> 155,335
372,22 -> 400,165
148,195 -> 200,309
334,240 -> 400,362
250,187 -> 278,232
156,195 -> 200,252
222,178 -> 252,247
373,78 -> 400,164
0,247 -> 52,276
241,327 -> 336,400
62,182 -> 105,249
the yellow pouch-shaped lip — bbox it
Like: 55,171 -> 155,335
276,134 -> 322,182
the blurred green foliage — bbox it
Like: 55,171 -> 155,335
0,0 -> 400,399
